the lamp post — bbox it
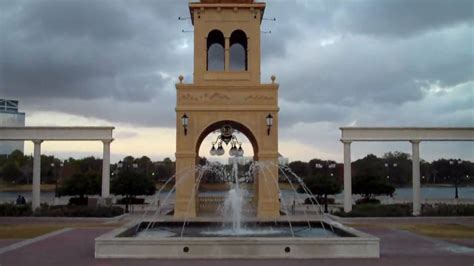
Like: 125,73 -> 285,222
315,162 -> 337,213
432,169 -> 438,184
51,162 -> 63,200
449,160 -> 462,199
266,114 -> 273,135
315,162 -> 336,175
384,162 -> 397,180
50,163 -> 57,197
181,114 -> 189,136
328,163 -> 336,177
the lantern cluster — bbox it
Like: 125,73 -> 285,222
209,125 -> 244,157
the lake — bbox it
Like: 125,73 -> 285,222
2,186 -> 473,205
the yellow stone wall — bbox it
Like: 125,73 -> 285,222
174,0 -> 280,219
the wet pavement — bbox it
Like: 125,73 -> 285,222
0,239 -> 21,249
0,225 -> 472,266
0,215 -> 473,266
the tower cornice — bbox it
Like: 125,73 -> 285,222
189,2 -> 266,25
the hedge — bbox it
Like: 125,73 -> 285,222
334,203 -> 474,217
0,203 -> 124,217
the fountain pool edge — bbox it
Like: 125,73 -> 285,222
95,221 -> 380,259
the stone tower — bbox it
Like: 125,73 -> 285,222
175,0 -> 280,219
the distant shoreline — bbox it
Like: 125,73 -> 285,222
394,184 -> 473,188
1,182 -> 473,194
0,184 -> 56,193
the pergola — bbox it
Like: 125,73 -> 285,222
340,127 -> 474,215
0,127 -> 114,209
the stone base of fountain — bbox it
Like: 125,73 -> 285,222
95,220 -> 379,259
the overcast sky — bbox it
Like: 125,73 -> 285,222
1,0 -> 473,163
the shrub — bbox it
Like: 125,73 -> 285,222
68,197 -> 89,206
111,170 -> 155,212
58,173 -> 100,199
0,203 -> 32,216
304,197 -> 335,205
353,175 -> 395,201
422,204 -> 474,216
34,205 -> 124,217
355,198 -> 380,205
334,203 -> 412,217
0,203 -> 123,217
299,175 -> 342,213
116,197 -> 145,205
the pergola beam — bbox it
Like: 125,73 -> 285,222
340,127 -> 474,142
0,127 -> 113,141
340,127 -> 474,216
0,126 -> 115,209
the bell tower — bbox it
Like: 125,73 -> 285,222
175,0 -> 280,219
191,0 -> 263,85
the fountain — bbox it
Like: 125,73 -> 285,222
95,161 -> 379,258
95,0 -> 379,259
223,188 -> 243,231
223,156 -> 244,232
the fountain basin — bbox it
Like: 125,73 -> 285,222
95,221 -> 379,259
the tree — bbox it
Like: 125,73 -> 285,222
40,155 -> 62,184
1,161 -> 23,183
58,173 -> 101,203
288,161 -> 309,178
156,157 -> 175,182
77,156 -> 102,174
0,150 -> 31,184
9,150 -> 26,166
121,156 -> 136,168
137,156 -> 153,177
111,170 -> 156,212
353,154 -> 384,179
382,152 -> 411,185
353,175 -> 395,203
301,175 -> 342,213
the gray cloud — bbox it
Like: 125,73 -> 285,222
267,25 -> 473,110
0,0 -> 189,105
332,0 -> 473,37
19,0 -> 136,41
0,0 -> 472,131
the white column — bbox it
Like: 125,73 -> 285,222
343,140 -> 352,212
411,140 -> 421,216
101,140 -> 112,198
32,140 -> 43,210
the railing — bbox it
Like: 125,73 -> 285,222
198,196 -> 255,215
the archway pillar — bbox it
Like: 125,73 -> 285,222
224,37 -> 230,71
174,152 -> 198,218
256,152 -> 280,219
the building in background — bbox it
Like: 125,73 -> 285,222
0,99 -> 26,155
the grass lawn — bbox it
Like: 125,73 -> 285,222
398,223 -> 474,240
0,183 -> 56,192
0,222 -> 123,239
0,225 -> 64,239
351,222 -> 474,240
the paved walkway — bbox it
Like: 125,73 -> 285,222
0,239 -> 20,249
0,216 -> 473,265
0,226 -> 473,265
